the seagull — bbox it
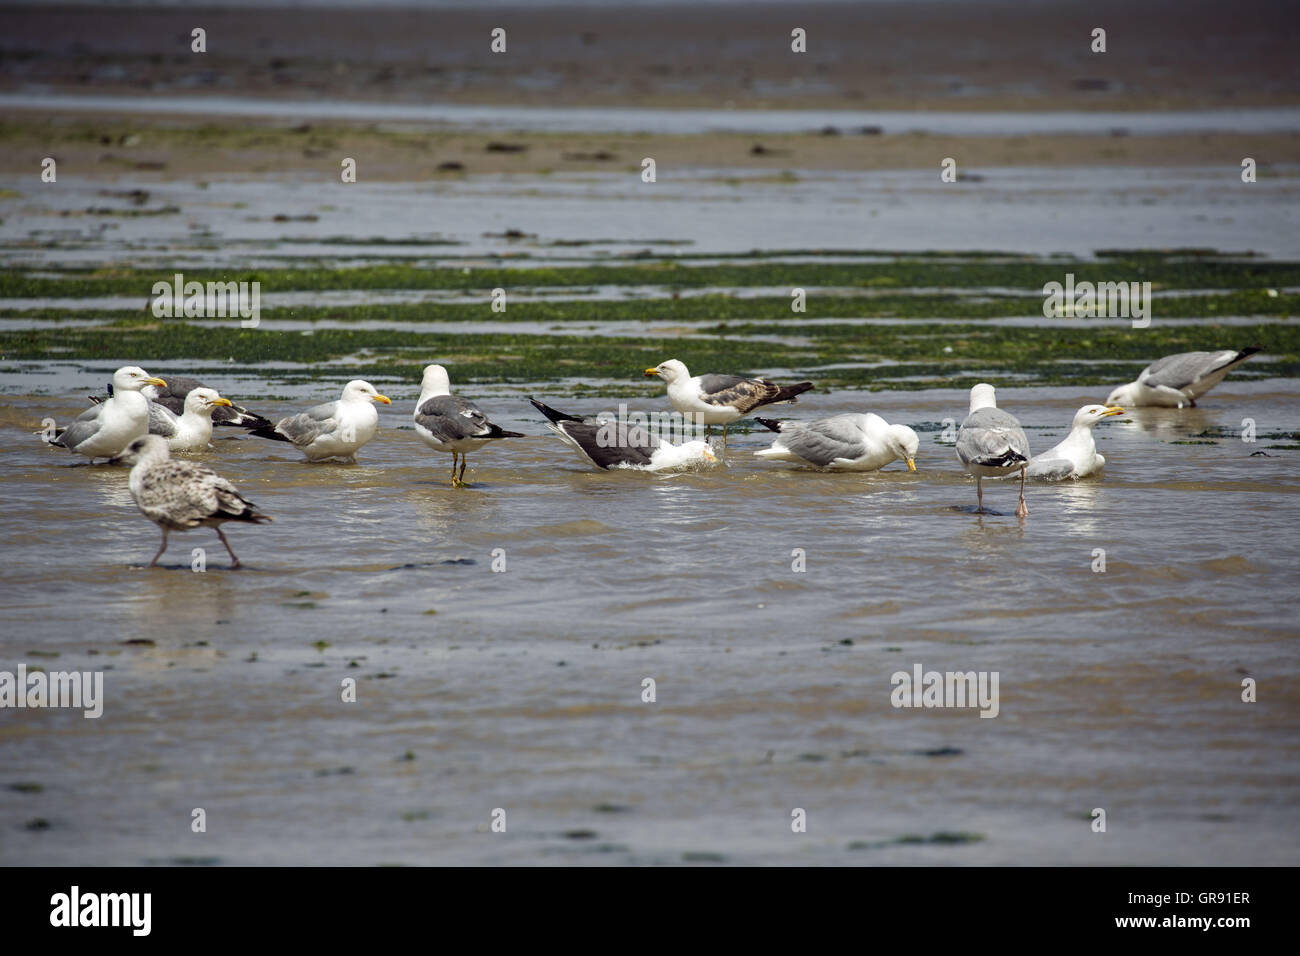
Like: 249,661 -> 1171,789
956,383 -> 1031,516
90,374 -> 273,430
247,380 -> 391,462
413,365 -> 524,487
48,366 -> 166,462
143,387 -> 234,452
753,413 -> 918,472
1106,347 -> 1261,408
1025,404 -> 1124,480
643,359 -> 813,443
529,398 -> 717,471
110,434 -> 272,569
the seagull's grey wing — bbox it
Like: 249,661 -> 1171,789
275,400 -> 340,446
148,401 -> 179,439
549,420 -> 658,469
415,395 -> 495,441
957,408 -> 1030,466
74,403 -> 104,423
53,414 -> 103,449
696,375 -> 782,413
777,416 -> 867,466
1140,350 -> 1243,391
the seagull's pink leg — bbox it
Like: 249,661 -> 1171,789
1016,466 -> 1029,517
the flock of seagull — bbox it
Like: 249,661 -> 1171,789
44,347 -> 1262,568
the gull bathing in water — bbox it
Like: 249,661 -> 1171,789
644,359 -> 813,443
1106,347 -> 1261,408
529,398 -> 717,471
144,387 -> 233,452
956,383 -> 1031,516
753,413 -> 918,472
1025,404 -> 1124,480
414,365 -> 524,487
111,434 -> 272,569
248,380 -> 391,462
48,366 -> 167,462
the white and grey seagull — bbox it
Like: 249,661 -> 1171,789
144,387 -> 234,452
1025,404 -> 1124,480
111,434 -> 272,569
248,380 -> 391,462
1107,347 -> 1260,408
48,365 -> 167,462
644,359 -> 813,444
414,365 -> 524,487
956,383 -> 1032,516
753,413 -> 919,472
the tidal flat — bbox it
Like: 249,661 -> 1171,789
1,88 -> 1298,865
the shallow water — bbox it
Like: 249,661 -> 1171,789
5,92 -> 1300,137
2,380 -> 1297,865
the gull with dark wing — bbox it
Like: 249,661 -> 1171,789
754,413 -> 918,472
956,383 -> 1031,516
111,434 -> 272,569
1107,347 -> 1261,408
644,359 -> 813,444
247,380 -> 391,462
529,398 -> 717,471
414,365 -> 524,487
48,366 -> 166,462
1025,404 -> 1124,480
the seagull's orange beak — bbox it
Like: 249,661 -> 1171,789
1103,406 -> 1124,417
643,368 -> 660,377
210,397 -> 233,407
374,394 -> 392,405
906,457 -> 916,471
145,377 -> 167,387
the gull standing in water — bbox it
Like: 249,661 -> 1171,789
644,359 -> 813,444
48,366 -> 167,462
1106,347 -> 1260,408
1026,404 -> 1124,480
413,365 -> 524,487
753,413 -> 918,472
956,383 -> 1031,516
111,434 -> 272,569
248,380 -> 391,462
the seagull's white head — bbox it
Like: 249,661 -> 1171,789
341,380 -> 392,405
113,366 -> 167,393
420,364 -> 452,398
889,424 -> 920,471
110,433 -> 171,467
968,383 -> 998,413
645,359 -> 689,384
1106,382 -> 1139,406
184,387 -> 234,417
1073,403 -> 1125,429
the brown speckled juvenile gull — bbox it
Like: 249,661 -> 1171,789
111,434 -> 272,568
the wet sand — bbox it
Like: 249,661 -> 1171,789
3,0 -> 1299,111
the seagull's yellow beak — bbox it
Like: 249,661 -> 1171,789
1103,406 -> 1125,417
906,457 -> 916,471
374,394 -> 392,405
643,367 -> 660,377
145,377 -> 167,387
703,447 -> 718,462
210,397 -> 233,407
